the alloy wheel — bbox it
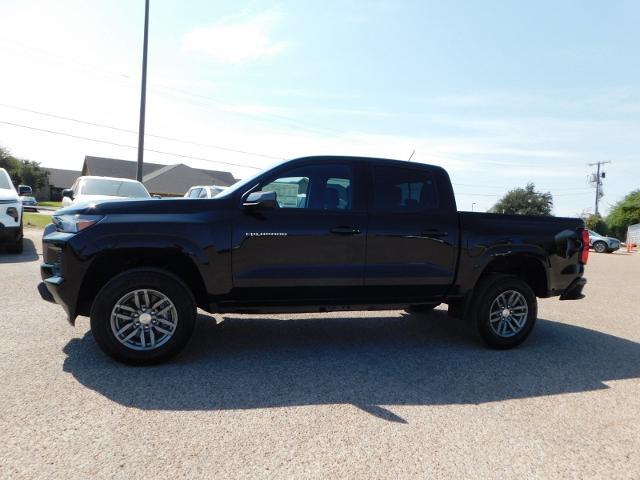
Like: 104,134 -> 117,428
110,289 -> 178,351
489,289 -> 529,338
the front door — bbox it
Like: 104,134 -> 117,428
231,162 -> 366,301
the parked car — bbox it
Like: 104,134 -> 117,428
184,185 -> 226,199
20,196 -> 38,212
0,168 -> 24,253
62,176 -> 151,206
588,230 -> 620,253
39,156 -> 588,364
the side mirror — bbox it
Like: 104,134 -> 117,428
18,185 -> 32,196
243,191 -> 278,210
62,189 -> 74,200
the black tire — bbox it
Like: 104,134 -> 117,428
406,303 -> 440,314
468,273 -> 537,349
593,241 -> 607,253
6,223 -> 23,254
90,268 -> 196,365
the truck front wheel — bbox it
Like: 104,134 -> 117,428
469,274 -> 537,349
90,268 -> 197,365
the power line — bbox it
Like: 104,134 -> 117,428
0,120 -> 262,170
0,37 -> 132,80
0,103 -> 283,160
1,36 -> 352,140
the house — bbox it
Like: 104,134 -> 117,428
44,167 -> 82,201
81,156 -> 237,196
41,156 -> 237,200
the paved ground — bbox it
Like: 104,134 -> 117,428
1,229 -> 639,479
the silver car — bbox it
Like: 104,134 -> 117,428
588,230 -> 621,253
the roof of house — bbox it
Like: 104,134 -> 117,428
142,163 -> 233,195
46,168 -> 81,188
81,156 -> 237,195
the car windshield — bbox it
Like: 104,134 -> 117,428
81,179 -> 150,198
0,171 -> 12,190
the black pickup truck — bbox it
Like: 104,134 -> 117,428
39,156 -> 588,364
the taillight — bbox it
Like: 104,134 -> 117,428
580,229 -> 589,264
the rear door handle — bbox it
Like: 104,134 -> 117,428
330,226 -> 361,235
420,229 -> 448,238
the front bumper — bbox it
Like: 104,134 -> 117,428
0,223 -> 21,244
38,225 -> 81,324
559,277 -> 587,300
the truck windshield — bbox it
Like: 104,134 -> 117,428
81,179 -> 150,198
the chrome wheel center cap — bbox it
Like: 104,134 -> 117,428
502,308 -> 510,318
139,312 -> 152,325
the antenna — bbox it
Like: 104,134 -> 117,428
407,149 -> 415,162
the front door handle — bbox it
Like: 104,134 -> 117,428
330,226 -> 361,235
420,229 -> 448,238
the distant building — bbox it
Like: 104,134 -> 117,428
41,156 -> 237,200
44,168 -> 81,201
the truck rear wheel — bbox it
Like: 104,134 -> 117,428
469,274 -> 537,349
90,268 -> 196,365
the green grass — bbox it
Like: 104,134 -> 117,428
24,212 -> 52,229
38,201 -> 63,208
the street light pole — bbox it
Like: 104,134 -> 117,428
136,0 -> 150,182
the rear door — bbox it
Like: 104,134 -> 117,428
231,161 -> 367,295
365,163 -> 458,299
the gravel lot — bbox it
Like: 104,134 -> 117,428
1,228 -> 639,479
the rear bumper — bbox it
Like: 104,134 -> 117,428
559,277 -> 587,300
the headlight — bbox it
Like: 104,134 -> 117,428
6,207 -> 19,222
52,214 -> 103,233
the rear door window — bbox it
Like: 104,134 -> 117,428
372,166 -> 438,213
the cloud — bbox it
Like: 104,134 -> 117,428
182,12 -> 287,63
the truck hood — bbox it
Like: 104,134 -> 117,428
56,196 -> 229,216
0,187 -> 19,202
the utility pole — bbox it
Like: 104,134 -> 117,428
587,161 -> 611,216
136,0 -> 150,182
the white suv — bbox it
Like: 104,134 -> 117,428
184,185 -> 226,199
62,176 -> 151,206
0,168 -> 23,253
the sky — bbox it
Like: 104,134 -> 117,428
0,0 -> 638,215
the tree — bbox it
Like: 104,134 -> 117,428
584,213 -> 607,234
606,190 -> 640,240
0,146 -> 48,190
490,183 -> 553,216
